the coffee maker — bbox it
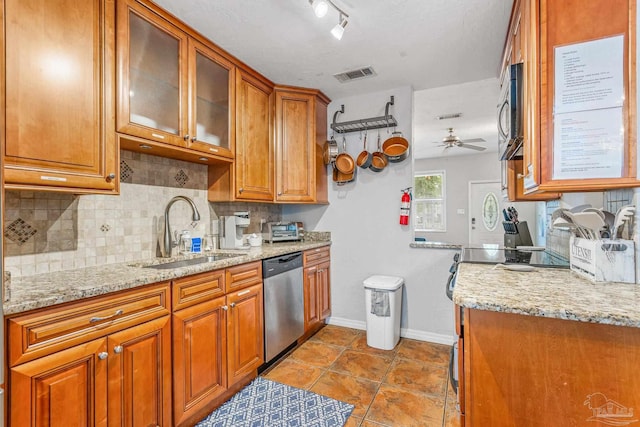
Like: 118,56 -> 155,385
220,212 -> 250,249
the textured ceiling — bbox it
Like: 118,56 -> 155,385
152,0 -> 514,158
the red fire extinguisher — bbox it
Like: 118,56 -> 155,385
400,188 -> 412,225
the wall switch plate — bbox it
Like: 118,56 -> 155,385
457,209 -> 465,215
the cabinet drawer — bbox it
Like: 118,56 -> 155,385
173,269 -> 225,312
226,261 -> 262,292
303,247 -> 330,266
8,282 -> 170,367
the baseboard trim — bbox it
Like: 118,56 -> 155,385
327,316 -> 455,345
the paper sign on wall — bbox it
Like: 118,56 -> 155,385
552,35 -> 625,180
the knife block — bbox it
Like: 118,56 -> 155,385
503,221 -> 533,248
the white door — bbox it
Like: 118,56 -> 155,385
469,181 -> 504,247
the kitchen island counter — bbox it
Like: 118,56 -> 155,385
4,241 -> 330,315
453,262 -> 640,328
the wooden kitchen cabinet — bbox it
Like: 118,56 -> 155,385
173,294 -> 227,426
502,0 -> 638,195
10,339 -> 108,427
302,247 -> 331,336
172,266 -> 262,426
462,309 -> 640,426
537,0 -> 638,191
116,0 -> 234,161
226,283 -> 264,386
7,282 -> 172,427
106,315 -> 172,427
2,0 -> 118,193
274,87 -> 330,203
233,68 -> 275,201
500,0 -> 560,201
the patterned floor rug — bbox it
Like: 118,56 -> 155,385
196,377 -> 354,427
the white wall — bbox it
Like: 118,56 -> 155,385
414,153 -> 538,246
283,86 -> 456,344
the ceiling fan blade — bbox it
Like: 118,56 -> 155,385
459,144 -> 487,151
460,138 -> 486,144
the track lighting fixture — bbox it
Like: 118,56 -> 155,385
308,0 -> 349,40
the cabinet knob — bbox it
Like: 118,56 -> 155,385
191,136 -> 197,142
222,305 -> 228,311
230,302 -> 236,308
277,192 -> 282,196
113,345 -> 123,354
239,187 -> 244,193
98,352 -> 108,360
183,134 -> 190,141
106,173 -> 116,182
517,173 -> 526,179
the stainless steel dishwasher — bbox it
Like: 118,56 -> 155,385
262,252 -> 304,363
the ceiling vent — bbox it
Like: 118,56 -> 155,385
436,113 -> 463,120
333,66 -> 376,83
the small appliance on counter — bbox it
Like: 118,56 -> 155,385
263,221 -> 303,243
220,212 -> 250,249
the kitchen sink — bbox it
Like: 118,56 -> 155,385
141,253 -> 244,270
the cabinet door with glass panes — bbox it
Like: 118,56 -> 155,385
116,0 -> 233,158
413,171 -> 445,232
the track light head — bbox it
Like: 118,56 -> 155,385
309,0 -> 329,18
331,15 -> 348,40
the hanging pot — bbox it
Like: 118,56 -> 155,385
356,131 -> 373,169
382,131 -> 410,162
369,132 -> 388,172
335,136 -> 355,174
332,162 -> 356,185
323,136 -> 338,165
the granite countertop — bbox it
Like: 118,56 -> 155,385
4,241 -> 330,316
453,263 -> 640,328
410,242 -> 462,250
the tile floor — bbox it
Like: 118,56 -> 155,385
261,325 -> 461,427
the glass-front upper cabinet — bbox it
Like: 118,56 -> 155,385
116,0 -> 233,159
187,39 -> 234,157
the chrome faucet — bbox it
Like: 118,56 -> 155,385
159,196 -> 201,258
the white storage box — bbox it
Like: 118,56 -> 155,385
363,275 -> 404,350
569,236 -> 635,283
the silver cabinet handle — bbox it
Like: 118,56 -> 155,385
230,302 -> 236,308
90,309 -> 124,323
106,173 -> 116,182
114,345 -> 123,354
98,352 -> 108,360
183,134 -> 190,141
191,136 -> 197,142
237,290 -> 250,297
222,305 -> 228,311
239,187 -> 244,193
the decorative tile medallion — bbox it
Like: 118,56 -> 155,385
4,218 -> 38,245
100,224 -> 111,233
120,160 -> 134,183
175,169 -> 189,188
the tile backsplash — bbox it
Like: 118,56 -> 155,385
4,150 -> 282,278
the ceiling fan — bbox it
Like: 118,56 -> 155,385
433,128 -> 487,151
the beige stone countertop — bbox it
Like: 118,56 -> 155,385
453,262 -> 640,328
4,241 -> 331,316
409,242 -> 462,250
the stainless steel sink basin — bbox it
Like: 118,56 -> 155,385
143,254 -> 243,270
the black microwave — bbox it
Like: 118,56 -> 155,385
498,62 -> 524,160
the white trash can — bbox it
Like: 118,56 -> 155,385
363,275 -> 404,350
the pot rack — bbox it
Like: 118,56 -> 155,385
330,96 -> 398,134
